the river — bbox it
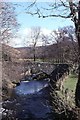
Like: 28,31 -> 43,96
2,79 -> 55,120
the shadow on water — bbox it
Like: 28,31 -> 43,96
2,79 -> 55,120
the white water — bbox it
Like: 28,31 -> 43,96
15,79 -> 49,95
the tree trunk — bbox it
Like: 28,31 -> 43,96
75,1 -> 80,107
33,47 -> 36,62
34,53 -> 35,62
75,36 -> 80,107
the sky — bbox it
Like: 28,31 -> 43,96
10,2 -> 75,47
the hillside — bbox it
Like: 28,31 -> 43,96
2,44 -> 21,62
2,44 -> 24,100
16,40 -> 78,63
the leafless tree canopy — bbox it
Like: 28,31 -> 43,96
26,1 -> 78,19
0,2 -> 19,44
26,26 -> 41,61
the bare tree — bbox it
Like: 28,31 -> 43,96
51,26 -> 78,63
51,30 -> 62,63
26,0 -> 80,107
41,34 -> 50,62
0,2 -> 19,44
28,26 -> 41,62
1,3 -> 20,100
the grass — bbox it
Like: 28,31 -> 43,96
56,74 -> 78,106
63,74 -> 78,92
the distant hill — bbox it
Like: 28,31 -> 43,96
16,40 -> 78,63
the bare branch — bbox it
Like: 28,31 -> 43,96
26,0 -> 37,11
26,11 -> 71,18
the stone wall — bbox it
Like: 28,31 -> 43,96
23,62 -> 56,75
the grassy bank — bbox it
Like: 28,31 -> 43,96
63,74 -> 78,92
56,74 -> 78,107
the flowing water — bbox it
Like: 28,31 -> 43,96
2,79 -> 54,120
